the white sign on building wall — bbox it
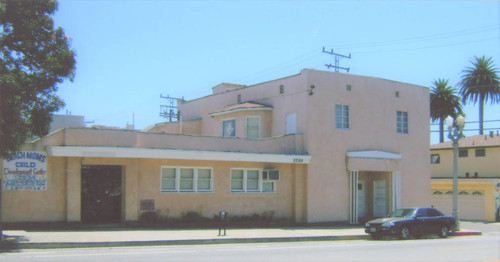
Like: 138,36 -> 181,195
2,151 -> 47,190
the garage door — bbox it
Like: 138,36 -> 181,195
431,190 -> 485,221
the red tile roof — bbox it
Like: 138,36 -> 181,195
431,133 -> 500,149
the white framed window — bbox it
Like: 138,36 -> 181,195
179,168 -> 194,192
335,104 -> 349,129
246,116 -> 260,139
230,168 -> 276,193
161,167 -> 176,192
197,169 -> 212,191
161,167 -> 213,193
222,119 -> 236,137
397,111 -> 408,134
230,169 -> 244,192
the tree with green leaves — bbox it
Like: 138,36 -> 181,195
430,79 -> 463,143
0,0 -> 76,158
459,56 -> 500,135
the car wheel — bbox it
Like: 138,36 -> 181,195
438,225 -> 449,238
399,226 -> 411,240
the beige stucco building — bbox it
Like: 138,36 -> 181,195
1,69 -> 430,224
431,133 -> 500,222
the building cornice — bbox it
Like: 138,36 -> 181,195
46,146 -> 311,164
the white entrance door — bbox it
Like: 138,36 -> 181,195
358,181 -> 366,218
373,180 -> 387,217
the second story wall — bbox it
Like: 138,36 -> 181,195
303,69 -> 430,156
178,70 -> 309,138
431,134 -> 500,178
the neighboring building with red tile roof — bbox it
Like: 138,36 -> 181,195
431,132 -> 500,222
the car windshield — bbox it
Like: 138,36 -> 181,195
388,208 -> 416,218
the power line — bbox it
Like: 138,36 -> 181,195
174,24 -> 499,101
353,37 -> 498,54
229,49 -> 320,84
333,24 -> 499,51
430,119 -> 500,126
430,127 -> 499,133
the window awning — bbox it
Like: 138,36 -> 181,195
209,102 -> 273,117
346,150 -> 402,160
346,150 -> 401,172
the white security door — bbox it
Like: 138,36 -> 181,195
286,113 -> 297,135
373,180 -> 387,217
358,181 -> 366,218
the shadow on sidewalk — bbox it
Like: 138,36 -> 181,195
0,234 -> 28,253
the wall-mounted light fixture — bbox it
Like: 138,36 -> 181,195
308,85 -> 315,95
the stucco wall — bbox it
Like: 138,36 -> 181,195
431,147 -> 500,178
1,157 -> 66,222
1,154 -> 307,223
211,110 -> 272,139
1,69 -> 430,224
302,70 -> 430,222
136,159 -> 305,220
145,119 -> 201,135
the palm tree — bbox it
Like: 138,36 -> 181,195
430,79 -> 463,143
459,56 -> 500,135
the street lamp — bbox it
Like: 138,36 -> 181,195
445,115 -> 465,231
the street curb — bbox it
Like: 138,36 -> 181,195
0,231 -> 482,250
1,235 -> 370,250
451,231 -> 482,236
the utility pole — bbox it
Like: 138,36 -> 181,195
322,47 -> 351,72
159,95 -> 183,122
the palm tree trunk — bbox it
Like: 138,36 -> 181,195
479,94 -> 484,135
439,118 -> 444,143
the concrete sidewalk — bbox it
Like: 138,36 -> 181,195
0,225 -> 482,250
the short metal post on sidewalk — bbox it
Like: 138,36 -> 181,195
218,211 -> 228,237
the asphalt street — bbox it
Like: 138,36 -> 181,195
1,230 -> 498,262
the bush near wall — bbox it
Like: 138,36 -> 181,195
137,210 -> 292,228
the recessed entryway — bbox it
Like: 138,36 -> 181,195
81,165 -> 122,224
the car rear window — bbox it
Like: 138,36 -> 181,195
427,208 -> 444,217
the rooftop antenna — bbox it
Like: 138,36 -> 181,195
322,47 -> 351,72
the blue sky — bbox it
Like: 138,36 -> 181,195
52,0 -> 500,144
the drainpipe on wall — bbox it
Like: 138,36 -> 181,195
0,177 -> 3,240
179,115 -> 183,134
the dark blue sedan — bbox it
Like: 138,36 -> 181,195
364,207 -> 457,240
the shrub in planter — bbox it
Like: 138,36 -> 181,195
139,211 -> 159,223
